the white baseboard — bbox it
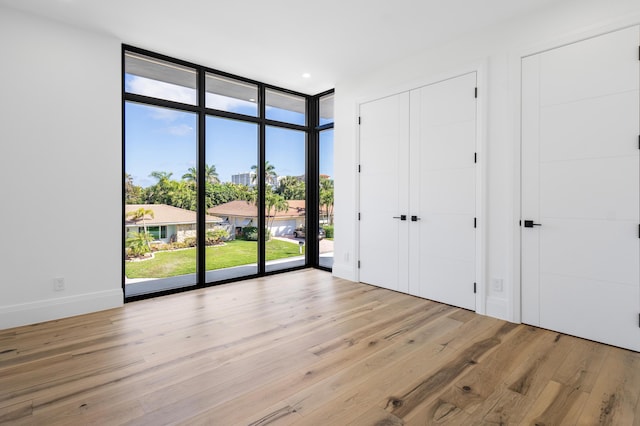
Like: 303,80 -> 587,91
331,262 -> 358,282
485,296 -> 510,322
0,289 -> 123,330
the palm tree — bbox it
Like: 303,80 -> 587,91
205,164 -> 220,184
182,164 -> 220,184
265,190 -> 288,231
126,207 -> 155,247
277,175 -> 305,200
320,178 -> 334,225
182,167 -> 197,183
149,171 -> 173,183
124,173 -> 136,202
251,161 -> 277,186
126,232 -> 153,258
124,173 -> 134,192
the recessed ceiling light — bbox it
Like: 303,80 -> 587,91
249,98 -> 256,102
302,73 -> 311,79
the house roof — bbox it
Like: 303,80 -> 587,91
125,204 -> 222,226
208,200 -> 306,219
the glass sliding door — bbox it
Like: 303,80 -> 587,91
205,116 -> 259,281
265,126 -> 306,272
124,102 -> 198,297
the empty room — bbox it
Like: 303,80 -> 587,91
1,0 -> 640,424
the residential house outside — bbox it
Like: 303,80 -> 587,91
125,204 -> 227,243
208,200 -> 305,238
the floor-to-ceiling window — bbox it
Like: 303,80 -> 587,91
123,46 -> 331,299
124,52 -> 199,297
317,91 -> 334,269
205,116 -> 259,281
265,125 -> 307,272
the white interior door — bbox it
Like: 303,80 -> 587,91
409,73 -> 477,310
359,92 -> 410,292
521,26 -> 640,351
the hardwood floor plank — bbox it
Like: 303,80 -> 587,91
575,346 -> 640,425
402,324 -> 543,423
347,407 -> 404,426
289,313 -> 508,423
0,400 -> 32,423
515,336 -> 608,425
1,269 -> 638,425
467,329 -> 575,425
388,321 -> 519,420
183,312 -> 457,424
25,355 -> 210,424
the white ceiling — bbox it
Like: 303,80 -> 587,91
0,0 -> 564,94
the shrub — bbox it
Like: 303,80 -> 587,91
183,237 -> 197,247
242,226 -> 258,241
323,225 -> 334,239
241,227 -> 271,241
206,229 -> 229,245
125,232 -> 152,258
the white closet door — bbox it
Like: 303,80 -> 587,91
521,26 -> 640,351
359,92 -> 410,293
409,73 -> 477,310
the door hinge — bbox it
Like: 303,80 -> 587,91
358,116 -> 361,125
358,212 -> 361,220
474,87 -> 478,98
474,217 -> 477,228
473,282 -> 477,293
638,135 -> 639,149
358,260 -> 361,269
474,152 -> 477,163
358,164 -> 361,173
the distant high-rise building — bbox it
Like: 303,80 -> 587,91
231,172 -> 255,186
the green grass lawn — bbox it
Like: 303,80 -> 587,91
125,239 -> 304,279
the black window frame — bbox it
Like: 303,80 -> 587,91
122,45 -> 332,302
312,89 -> 335,272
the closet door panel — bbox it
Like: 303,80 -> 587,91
359,92 -> 410,292
409,73 -> 477,310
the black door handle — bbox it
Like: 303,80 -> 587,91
411,216 -> 421,222
393,215 -> 407,221
524,220 -> 542,228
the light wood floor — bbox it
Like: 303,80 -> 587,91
1,269 -> 639,425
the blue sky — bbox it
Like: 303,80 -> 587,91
125,75 -> 333,188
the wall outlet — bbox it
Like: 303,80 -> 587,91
53,277 -> 65,292
491,278 -> 504,292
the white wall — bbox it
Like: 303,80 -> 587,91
0,7 -> 123,328
2,0 -> 639,330
333,0 -> 640,321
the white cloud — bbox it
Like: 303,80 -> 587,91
126,76 -> 263,117
166,124 -> 194,136
205,92 -> 257,113
149,107 -> 182,122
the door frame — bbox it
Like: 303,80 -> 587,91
356,62 -> 487,314
512,20 -> 640,324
